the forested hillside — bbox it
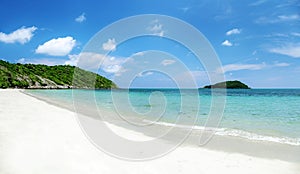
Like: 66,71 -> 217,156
0,60 -> 116,89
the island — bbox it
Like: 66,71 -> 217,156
203,80 -> 250,89
0,60 -> 117,89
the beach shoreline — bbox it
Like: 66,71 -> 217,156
0,89 -> 299,174
21,89 -> 300,162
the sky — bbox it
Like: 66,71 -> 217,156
0,0 -> 300,88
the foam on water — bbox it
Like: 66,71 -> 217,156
145,120 -> 300,146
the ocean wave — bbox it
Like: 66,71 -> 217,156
214,129 -> 300,146
144,120 -> 300,146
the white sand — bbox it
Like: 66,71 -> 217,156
0,89 -> 298,174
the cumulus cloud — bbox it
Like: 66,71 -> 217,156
161,59 -> 176,66
75,13 -> 86,23
269,44 -> 300,58
221,40 -> 233,46
102,38 -> 116,51
226,28 -> 241,35
35,36 -> 76,56
65,52 -> 126,74
0,26 -> 37,44
65,54 -> 79,66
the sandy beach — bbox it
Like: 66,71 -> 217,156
0,89 -> 299,174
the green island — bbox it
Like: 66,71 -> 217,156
0,60 -> 117,89
203,80 -> 250,89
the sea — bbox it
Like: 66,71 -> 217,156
24,88 -> 300,146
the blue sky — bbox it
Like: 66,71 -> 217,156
0,0 -> 299,88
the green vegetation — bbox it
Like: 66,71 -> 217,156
203,80 -> 250,89
0,60 -> 117,89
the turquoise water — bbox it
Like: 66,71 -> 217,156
25,89 -> 300,145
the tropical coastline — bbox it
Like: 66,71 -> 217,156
24,88 -> 300,145
1,1 -> 300,173
1,89 -> 299,173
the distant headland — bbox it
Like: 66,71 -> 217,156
203,80 -> 250,89
0,60 -> 117,89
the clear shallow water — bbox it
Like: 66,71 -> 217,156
25,89 -> 300,145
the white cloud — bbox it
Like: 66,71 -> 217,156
226,28 -> 241,35
17,57 -> 65,66
0,26 -> 37,44
137,71 -> 154,77
102,38 -> 116,51
103,65 -> 122,73
221,40 -> 233,46
255,14 -> 300,24
291,32 -> 300,37
148,21 -> 165,36
149,24 -> 162,32
75,13 -> 86,23
132,52 -> 145,56
273,62 -> 290,67
269,44 -> 300,58
65,52 -> 99,69
65,54 -> 79,66
218,63 -> 266,73
189,70 -> 208,79
156,31 -> 164,37
65,52 -> 126,74
17,58 -> 25,64
218,62 -> 290,73
180,7 -> 190,13
174,70 -> 216,88
249,0 -> 267,6
35,36 -> 76,56
161,59 -> 176,66
278,14 -> 300,21
100,56 -> 126,74
269,33 -> 288,37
